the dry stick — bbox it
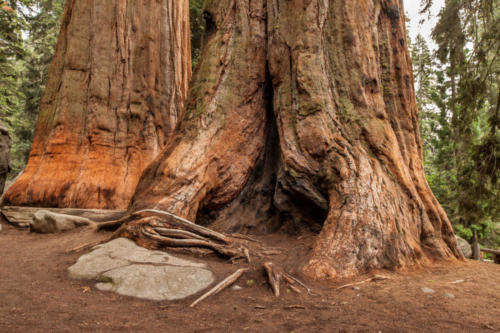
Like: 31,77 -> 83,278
288,284 -> 302,294
283,273 -> 318,296
190,268 -> 249,308
133,209 -> 231,244
282,274 -> 295,285
141,228 -> 241,258
284,305 -> 306,310
243,247 -> 251,264
263,262 -> 281,297
281,272 -> 304,295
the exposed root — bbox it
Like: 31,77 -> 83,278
80,209 -> 246,260
128,209 -> 231,243
66,237 -> 113,254
230,233 -> 262,244
141,227 -> 243,258
190,268 -> 249,308
154,227 -> 209,241
96,217 -> 131,231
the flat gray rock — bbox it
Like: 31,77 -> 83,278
68,238 -> 214,301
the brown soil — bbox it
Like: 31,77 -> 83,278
1,219 -> 499,333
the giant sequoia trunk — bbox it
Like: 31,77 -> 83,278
124,0 -> 462,279
2,0 -> 191,209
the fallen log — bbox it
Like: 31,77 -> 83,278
1,206 -> 125,228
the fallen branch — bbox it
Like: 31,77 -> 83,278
190,268 -> 248,308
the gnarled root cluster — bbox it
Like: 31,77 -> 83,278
94,209 -> 249,261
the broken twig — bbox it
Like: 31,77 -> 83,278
190,268 -> 248,308
283,273 -> 318,296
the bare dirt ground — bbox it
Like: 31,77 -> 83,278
1,219 -> 499,333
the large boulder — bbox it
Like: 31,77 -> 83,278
456,235 -> 472,259
68,238 -> 215,301
30,210 -> 93,233
0,121 -> 11,194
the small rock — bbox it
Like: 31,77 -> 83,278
31,210 -> 92,233
352,286 -> 360,291
232,285 -> 243,291
421,287 -> 435,294
444,293 -> 455,299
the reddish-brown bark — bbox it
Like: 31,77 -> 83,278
128,0 -> 462,279
3,0 -> 191,209
3,0 -> 461,279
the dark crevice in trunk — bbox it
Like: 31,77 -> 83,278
196,61 -> 328,235
196,62 -> 280,234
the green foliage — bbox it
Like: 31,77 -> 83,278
413,0 -> 500,248
189,0 -> 205,69
1,1 -> 25,126
0,0 -> 63,177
